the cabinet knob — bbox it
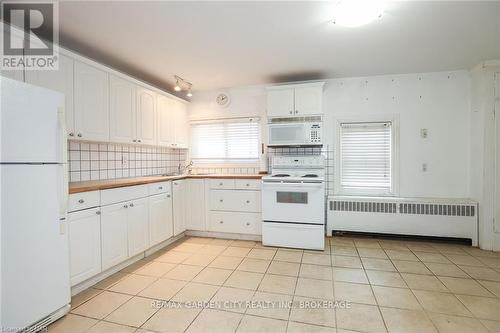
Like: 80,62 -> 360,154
246,200 -> 250,203
295,110 -> 299,114
246,183 -> 250,187
129,203 -> 134,207
78,199 -> 85,204
123,204 -> 128,208
289,111 -> 293,114
246,222 -> 250,226
77,133 -> 82,137
133,139 -> 137,142
219,199 -> 223,203
219,220 -> 224,224
167,194 -> 171,198
137,139 -> 142,143
96,211 -> 101,215
219,182 -> 223,186
69,132 -> 74,137
159,186 -> 163,190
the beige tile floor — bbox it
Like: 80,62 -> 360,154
47,236 -> 500,333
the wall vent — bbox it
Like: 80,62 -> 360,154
330,200 -> 397,213
399,203 -> 475,217
268,116 -> 322,123
329,199 -> 476,217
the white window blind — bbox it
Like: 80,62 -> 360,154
340,121 -> 392,193
190,119 -> 260,162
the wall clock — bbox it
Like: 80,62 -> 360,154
216,92 -> 230,107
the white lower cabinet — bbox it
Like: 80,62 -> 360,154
209,211 -> 261,235
149,192 -> 173,246
68,208 -> 101,286
100,202 -> 129,271
186,179 -> 206,231
207,179 -> 262,235
172,180 -> 186,236
127,197 -> 149,257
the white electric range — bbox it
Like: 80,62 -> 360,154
261,155 -> 325,250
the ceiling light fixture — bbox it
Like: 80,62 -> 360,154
173,75 -> 193,97
331,0 -> 386,27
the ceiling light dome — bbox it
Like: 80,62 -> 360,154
331,0 -> 386,27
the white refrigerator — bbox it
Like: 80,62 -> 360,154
0,77 -> 70,332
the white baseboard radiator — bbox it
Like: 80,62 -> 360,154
327,196 -> 478,246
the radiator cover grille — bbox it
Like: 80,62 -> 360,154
330,199 -> 476,217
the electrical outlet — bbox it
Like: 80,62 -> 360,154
422,163 -> 427,172
420,128 -> 428,138
122,155 -> 128,167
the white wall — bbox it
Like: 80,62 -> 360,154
188,70 -> 472,199
324,71 -> 471,198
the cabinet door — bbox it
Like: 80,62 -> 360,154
101,202 -> 128,270
74,61 -> 110,141
267,88 -> 295,117
68,208 -> 101,286
109,75 -> 136,143
172,180 -> 186,236
186,179 -> 206,231
173,100 -> 189,148
149,193 -> 173,246
26,54 -> 74,137
294,85 -> 323,115
157,94 -> 175,147
136,87 -> 157,145
128,197 -> 149,256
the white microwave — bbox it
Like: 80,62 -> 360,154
268,122 -> 322,147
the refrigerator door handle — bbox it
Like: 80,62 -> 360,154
57,106 -> 69,219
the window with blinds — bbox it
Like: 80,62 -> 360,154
190,119 -> 260,163
339,121 -> 392,194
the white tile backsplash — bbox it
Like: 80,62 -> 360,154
68,141 -> 188,182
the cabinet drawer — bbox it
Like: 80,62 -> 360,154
209,179 -> 235,189
68,191 -> 100,212
209,211 -> 261,235
234,179 -> 261,190
210,190 -> 261,212
101,184 -> 149,206
148,181 -> 171,195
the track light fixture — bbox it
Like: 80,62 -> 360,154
173,75 -> 193,97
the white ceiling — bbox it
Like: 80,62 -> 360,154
59,1 -> 500,94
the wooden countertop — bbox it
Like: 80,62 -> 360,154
69,174 -> 266,194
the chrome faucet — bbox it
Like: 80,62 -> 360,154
178,160 -> 194,174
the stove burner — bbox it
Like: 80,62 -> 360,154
273,174 -> 290,177
302,174 -> 319,178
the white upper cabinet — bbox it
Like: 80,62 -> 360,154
267,88 -> 295,117
109,75 -> 137,144
157,94 -> 175,147
173,100 -> 189,148
136,87 -> 157,145
294,85 -> 323,116
267,83 -> 324,117
26,54 -> 75,137
74,61 -> 110,141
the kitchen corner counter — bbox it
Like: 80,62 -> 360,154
69,173 -> 266,194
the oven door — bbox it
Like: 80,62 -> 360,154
262,181 -> 325,224
268,123 -> 306,146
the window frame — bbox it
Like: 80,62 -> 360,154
334,114 -> 399,197
189,117 -> 261,164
